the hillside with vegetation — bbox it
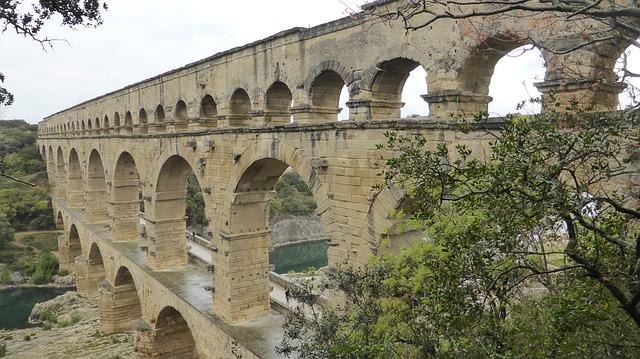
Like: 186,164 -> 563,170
0,119 -> 60,287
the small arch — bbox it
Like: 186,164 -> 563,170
87,119 -> 93,130
95,117 -> 101,129
61,224 -> 82,272
81,120 -> 86,131
369,57 -> 423,119
265,81 -> 292,125
104,116 -> 110,129
228,89 -> 251,125
175,100 -> 188,123
124,111 -> 133,131
113,112 -> 121,127
55,211 -> 64,230
155,105 -> 166,124
139,109 -> 148,125
311,70 -> 346,121
200,95 -> 217,118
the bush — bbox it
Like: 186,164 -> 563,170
0,341 -> 6,357
30,252 -> 58,285
23,334 -> 30,341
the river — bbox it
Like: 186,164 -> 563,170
0,287 -> 73,329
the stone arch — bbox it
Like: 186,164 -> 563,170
139,108 -> 148,125
155,105 -> 166,124
46,146 -> 56,191
147,155 -> 196,270
228,88 -> 251,126
81,120 -> 86,131
114,112 -> 121,127
104,115 -> 110,129
367,57 -> 423,119
85,149 -> 109,224
213,141 -> 334,322
59,224 -> 82,272
55,211 -> 64,230
55,147 -> 66,199
174,100 -> 188,123
99,266 -> 142,334
87,119 -> 93,130
265,81 -> 292,125
306,62 -> 350,121
95,117 -> 101,129
124,111 -> 133,133
67,148 -> 84,208
77,242 -> 106,298
136,306 -> 197,358
200,95 -> 217,119
71,122 -> 76,132
109,152 -> 141,242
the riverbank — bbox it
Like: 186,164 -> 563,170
0,291 -> 134,358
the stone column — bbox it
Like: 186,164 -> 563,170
75,255 -> 105,298
134,318 -> 197,358
212,192 -> 272,323
145,190 -> 187,271
98,280 -> 142,334
423,90 -> 492,118
66,171 -> 84,208
535,79 -> 625,112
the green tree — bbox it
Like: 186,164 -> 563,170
278,103 -> 640,358
0,212 -> 14,245
31,251 -> 59,285
270,170 -> 317,221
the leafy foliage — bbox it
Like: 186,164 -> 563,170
0,120 -> 53,230
278,102 -> 640,357
30,251 -> 59,285
270,170 -> 317,221
185,172 -> 207,228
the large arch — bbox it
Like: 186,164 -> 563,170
46,146 -> 56,192
85,150 -> 109,224
67,149 -> 83,208
146,155 -> 195,270
136,306 -> 197,358
99,266 -> 142,334
109,152 -> 142,242
265,81 -> 292,125
55,147 -> 66,199
77,242 -> 106,298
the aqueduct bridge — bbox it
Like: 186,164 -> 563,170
36,1 -> 629,357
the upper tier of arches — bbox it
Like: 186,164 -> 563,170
38,4 -> 631,137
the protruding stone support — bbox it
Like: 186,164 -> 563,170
534,78 -> 626,112
290,105 -> 341,124
347,99 -> 404,121
98,280 -> 142,334
213,191 -> 273,323
145,216 -> 187,271
108,199 -> 141,241
84,188 -> 109,223
75,255 -> 105,298
423,91 -> 493,118
67,172 -> 84,208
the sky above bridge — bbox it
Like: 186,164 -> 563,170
3,0 -> 628,124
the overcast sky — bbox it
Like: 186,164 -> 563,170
3,0 -> 626,124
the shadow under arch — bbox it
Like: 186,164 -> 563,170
136,306 -> 197,358
86,149 -> 109,224
59,223 -> 82,272
55,146 -> 65,199
147,155 -> 201,270
109,151 -> 142,242
67,148 -> 83,208
99,266 -> 142,334
77,242 -> 106,298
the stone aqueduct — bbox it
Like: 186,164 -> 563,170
35,1 -> 629,357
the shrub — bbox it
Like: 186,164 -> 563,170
0,341 -> 6,357
30,252 -> 58,285
23,334 -> 30,341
